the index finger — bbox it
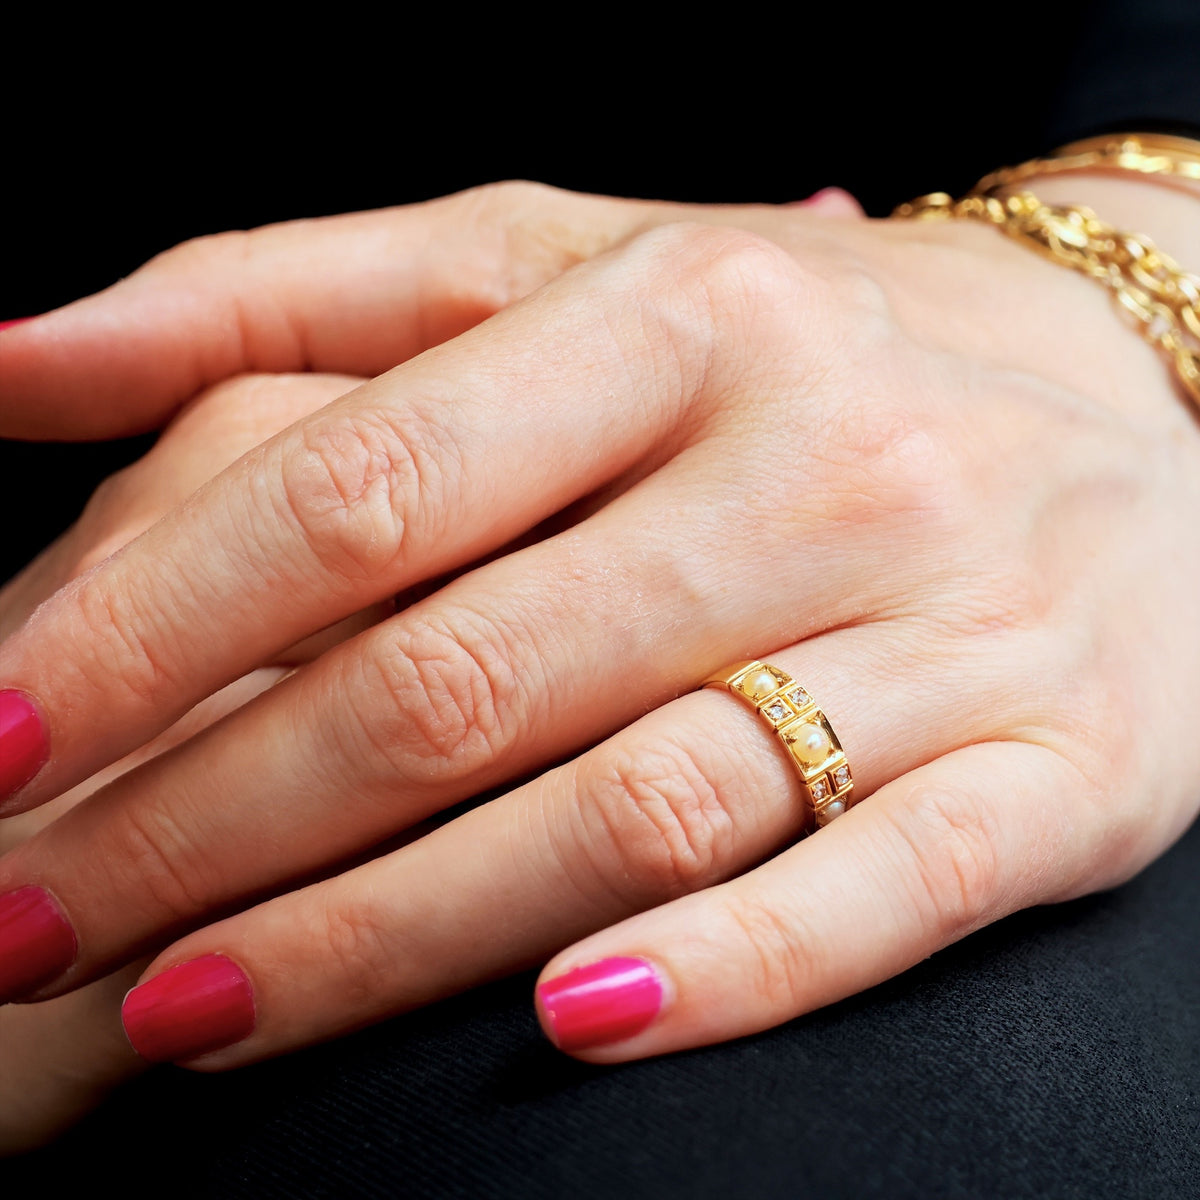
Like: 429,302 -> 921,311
0,224 -> 807,814
0,185 -> 651,439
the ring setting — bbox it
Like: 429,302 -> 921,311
702,660 -> 855,830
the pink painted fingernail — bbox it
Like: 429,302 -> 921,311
0,690 -> 49,802
0,886 -> 77,1002
790,187 -> 864,217
122,954 -> 256,1063
794,187 -> 841,205
537,956 -> 663,1051
0,317 -> 33,332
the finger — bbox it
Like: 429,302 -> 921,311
0,668 -> 287,999
104,628 -> 1037,1067
0,375 -> 385,690
0,670 -> 288,1154
0,959 -> 147,1155
0,186 -> 864,440
0,665 -> 291,852
0,374 -> 364,645
0,224 -> 820,814
532,741 -> 1087,1061
0,185 -> 656,438
71,373 -> 395,667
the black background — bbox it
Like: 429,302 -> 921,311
0,16 -> 1075,576
3,5 -> 1200,1195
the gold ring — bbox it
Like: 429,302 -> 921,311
701,660 -> 855,831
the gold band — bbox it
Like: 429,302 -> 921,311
702,660 -> 854,831
974,132 -> 1200,194
893,133 -> 1200,412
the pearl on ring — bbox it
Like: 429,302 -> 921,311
790,722 -> 832,767
739,667 -> 779,701
816,799 -> 847,826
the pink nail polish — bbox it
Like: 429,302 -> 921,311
537,956 -> 663,1051
0,886 -> 77,1001
793,187 -> 840,206
789,187 -> 864,217
0,690 -> 49,801
122,955 -> 255,1063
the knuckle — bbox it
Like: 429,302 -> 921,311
607,224 -> 815,405
640,223 -> 810,331
723,893 -> 813,1012
315,895 -> 399,1006
577,737 -> 737,902
447,180 -> 597,310
276,407 -> 450,584
880,784 -> 1003,938
64,572 -> 186,705
104,802 -> 215,924
464,178 -> 562,215
693,226 -> 810,318
349,611 -> 523,784
146,228 -> 251,275
148,232 -> 307,369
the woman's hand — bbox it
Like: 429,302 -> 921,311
1,178 -> 1198,1070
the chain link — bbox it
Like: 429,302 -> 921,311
893,134 -> 1200,410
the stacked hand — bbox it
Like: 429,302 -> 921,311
2,177 -> 1199,1151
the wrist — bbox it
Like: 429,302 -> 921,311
895,143 -> 1200,420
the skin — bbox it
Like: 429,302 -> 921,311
1,175 -> 1199,1149
0,373 -> 363,1151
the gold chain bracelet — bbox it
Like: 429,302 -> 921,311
893,133 -> 1200,410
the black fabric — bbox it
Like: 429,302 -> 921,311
10,822 -> 1200,1198
1043,0 -> 1200,146
3,4 -> 1200,1195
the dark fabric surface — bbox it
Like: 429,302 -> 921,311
9,819 -> 1200,1199
2,4 -> 1199,1196
1044,0 -> 1200,145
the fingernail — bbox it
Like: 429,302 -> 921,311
0,317 -> 33,332
793,187 -> 840,205
537,956 -> 663,1051
122,954 -> 256,1063
0,690 -> 50,802
790,187 -> 863,215
0,886 -> 77,1002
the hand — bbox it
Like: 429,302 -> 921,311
0,177 -> 1197,1072
0,372 -> 362,1151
